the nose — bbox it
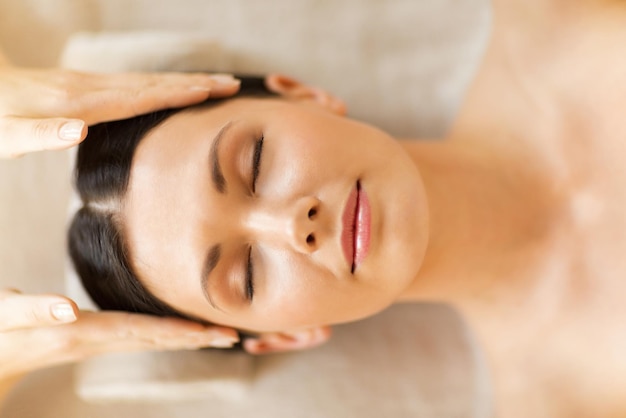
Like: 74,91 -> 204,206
245,196 -> 321,254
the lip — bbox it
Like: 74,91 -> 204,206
341,181 -> 371,273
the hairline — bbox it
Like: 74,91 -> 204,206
111,93 -> 281,324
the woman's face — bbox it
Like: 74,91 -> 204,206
123,91 -> 429,334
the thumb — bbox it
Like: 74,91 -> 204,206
0,116 -> 86,158
0,290 -> 79,332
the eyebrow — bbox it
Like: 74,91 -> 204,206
210,121 -> 235,194
201,244 -> 223,311
201,121 -> 236,311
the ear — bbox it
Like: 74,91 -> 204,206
265,74 -> 347,116
242,326 -> 332,355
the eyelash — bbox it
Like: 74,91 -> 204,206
246,135 -> 263,301
245,246 -> 255,301
251,135 -> 264,193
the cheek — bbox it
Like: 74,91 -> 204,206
252,249 -> 350,330
258,250 -> 330,325
260,139 -> 329,198
256,250 -> 391,330
260,121 -> 367,196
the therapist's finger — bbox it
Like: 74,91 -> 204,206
56,311 -> 239,356
96,72 -> 241,98
0,116 -> 86,158
0,310 -> 239,378
61,72 -> 241,125
0,290 -> 78,331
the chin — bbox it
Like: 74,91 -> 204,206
362,141 -> 429,302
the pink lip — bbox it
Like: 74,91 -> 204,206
341,181 -> 371,273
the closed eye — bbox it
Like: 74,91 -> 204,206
245,246 -> 255,301
246,135 -> 263,302
251,136 -> 264,193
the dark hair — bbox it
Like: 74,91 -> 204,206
68,76 -> 276,323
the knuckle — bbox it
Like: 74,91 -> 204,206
26,306 -> 52,325
52,70 -> 83,89
43,74 -> 84,110
115,313 -> 162,348
125,92 -> 145,116
31,120 -> 56,140
48,87 -> 78,108
49,329 -> 80,354
139,74 -> 160,89
62,334 -> 82,353
42,337 -> 80,364
114,312 -> 137,339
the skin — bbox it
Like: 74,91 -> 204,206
0,46 -> 241,406
403,1 -> 626,417
124,77 -> 429,336
124,1 -> 626,416
0,63 -> 241,158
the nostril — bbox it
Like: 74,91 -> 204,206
308,208 -> 317,219
306,234 -> 315,245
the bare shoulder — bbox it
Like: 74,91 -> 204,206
449,0 -> 626,152
491,0 -> 623,21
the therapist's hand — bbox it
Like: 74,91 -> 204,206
0,288 -> 239,380
0,65 -> 240,158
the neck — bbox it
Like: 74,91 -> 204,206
396,139 -> 561,321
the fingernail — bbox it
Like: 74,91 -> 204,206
211,74 -> 240,86
190,75 -> 239,92
210,337 -> 238,348
187,332 -> 238,348
59,120 -> 85,142
189,85 -> 212,92
51,303 -> 77,323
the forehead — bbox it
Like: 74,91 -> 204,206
122,103 -> 233,290
121,97 -> 292,298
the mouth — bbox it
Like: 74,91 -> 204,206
341,180 -> 371,273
